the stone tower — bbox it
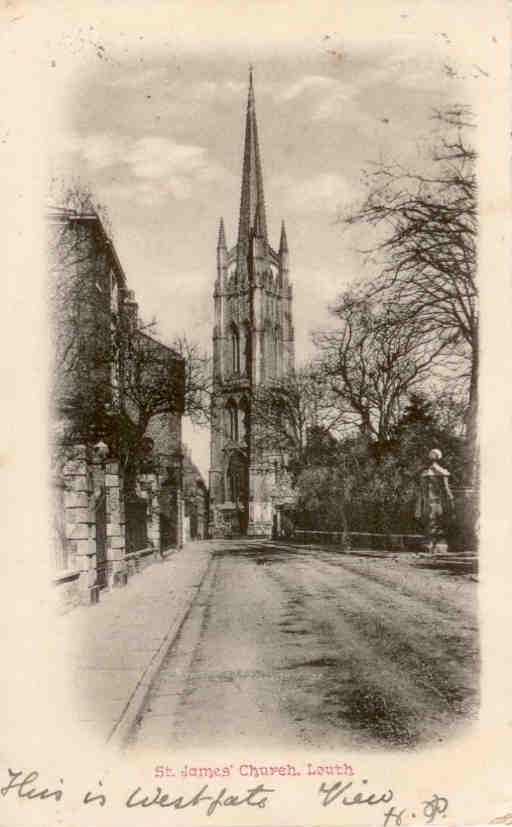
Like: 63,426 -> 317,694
208,69 -> 295,538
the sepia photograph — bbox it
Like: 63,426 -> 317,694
1,1 -> 510,825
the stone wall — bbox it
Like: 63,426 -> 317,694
54,571 -> 82,614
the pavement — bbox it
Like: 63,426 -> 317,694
55,538 -> 478,753
278,539 -> 479,575
56,541 -> 214,748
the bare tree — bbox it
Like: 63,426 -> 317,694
315,292 -> 449,442
342,105 -> 477,477
250,365 -> 330,472
48,193 -> 115,452
171,335 -> 212,428
48,187 -> 212,480
112,325 -> 212,475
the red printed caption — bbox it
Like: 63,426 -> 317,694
154,762 -> 354,780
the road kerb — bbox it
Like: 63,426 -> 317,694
106,552 -> 214,749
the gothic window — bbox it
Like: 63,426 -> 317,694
274,325 -> 282,377
259,330 -> 265,383
239,397 -> 250,444
226,399 -> 238,441
228,469 -> 240,503
263,319 -> 273,379
230,323 -> 240,374
226,452 -> 248,505
231,406 -> 238,441
242,321 -> 251,377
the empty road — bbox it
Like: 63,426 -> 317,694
130,540 -> 479,751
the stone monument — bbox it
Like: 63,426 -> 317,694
415,448 -> 455,553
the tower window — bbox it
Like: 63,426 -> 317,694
226,400 -> 239,441
239,397 -> 250,444
230,324 -> 240,373
228,470 -> 240,503
242,321 -> 251,377
275,325 -> 282,377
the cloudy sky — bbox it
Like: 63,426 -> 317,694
49,17 -> 479,477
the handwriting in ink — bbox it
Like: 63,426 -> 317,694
0,769 -> 63,802
423,794 -> 449,823
125,783 -> 274,815
382,794 -> 449,826
383,805 -> 408,826
83,780 -> 106,807
319,780 -> 394,808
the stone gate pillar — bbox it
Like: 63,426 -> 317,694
177,489 -> 184,547
62,444 -> 99,604
144,473 -> 161,553
105,459 -> 127,587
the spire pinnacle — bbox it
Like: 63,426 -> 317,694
237,67 -> 267,263
217,217 -> 226,248
279,220 -> 288,253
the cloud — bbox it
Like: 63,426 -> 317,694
279,74 -> 341,101
127,136 -> 207,179
108,66 -> 169,90
124,135 -> 231,201
54,130 -> 232,204
278,173 -> 352,214
81,134 -> 130,168
275,56 -> 453,125
188,79 -> 246,101
276,74 -> 356,122
109,69 -> 246,101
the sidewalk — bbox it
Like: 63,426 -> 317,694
272,539 -> 478,574
57,542 -> 214,747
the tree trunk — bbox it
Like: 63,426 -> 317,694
465,331 -> 478,487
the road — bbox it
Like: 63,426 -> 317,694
129,540 -> 479,751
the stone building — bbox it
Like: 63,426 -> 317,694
209,70 -> 295,538
49,205 -> 185,607
182,446 -> 209,541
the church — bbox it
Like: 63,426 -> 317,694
208,69 -> 295,538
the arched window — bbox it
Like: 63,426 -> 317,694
239,397 -> 250,444
226,399 -> 238,441
259,330 -> 265,383
230,324 -> 240,374
274,325 -> 282,377
228,469 -> 240,503
263,319 -> 273,379
226,452 -> 248,508
230,406 -> 238,441
242,321 -> 251,378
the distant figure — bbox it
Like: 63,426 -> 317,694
415,449 -> 454,552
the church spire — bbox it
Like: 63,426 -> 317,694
279,220 -> 288,253
279,220 -> 289,282
237,67 -> 267,265
217,216 -> 226,249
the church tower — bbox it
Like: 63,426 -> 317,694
208,68 -> 295,538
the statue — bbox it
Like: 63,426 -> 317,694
415,449 -> 455,553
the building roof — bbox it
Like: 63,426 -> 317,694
136,329 -> 184,364
47,204 -> 127,288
